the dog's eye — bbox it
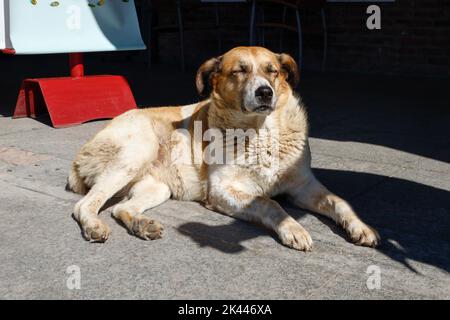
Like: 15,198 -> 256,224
232,66 -> 247,75
268,69 -> 279,75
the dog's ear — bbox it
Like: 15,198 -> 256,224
277,53 -> 300,88
196,56 -> 222,98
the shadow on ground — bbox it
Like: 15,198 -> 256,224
178,169 -> 450,274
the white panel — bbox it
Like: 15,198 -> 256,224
0,0 -> 6,49
7,0 -> 145,54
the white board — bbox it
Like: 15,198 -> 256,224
0,0 -> 4,49
0,0 -> 12,50
2,0 -> 145,54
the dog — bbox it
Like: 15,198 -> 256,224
67,46 -> 379,251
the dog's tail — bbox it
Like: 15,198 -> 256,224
66,164 -> 87,195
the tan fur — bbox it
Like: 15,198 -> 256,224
68,46 -> 379,249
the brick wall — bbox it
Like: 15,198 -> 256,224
148,0 -> 449,77
323,0 -> 450,76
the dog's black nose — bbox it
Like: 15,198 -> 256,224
255,86 -> 273,101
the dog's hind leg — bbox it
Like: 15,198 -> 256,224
72,111 -> 162,242
112,175 -> 171,240
73,162 -> 143,242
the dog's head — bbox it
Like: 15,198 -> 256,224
196,46 -> 299,115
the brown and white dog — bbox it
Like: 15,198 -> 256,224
67,46 -> 379,251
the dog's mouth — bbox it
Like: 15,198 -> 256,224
253,105 -> 273,113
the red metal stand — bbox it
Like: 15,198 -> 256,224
11,53 -> 137,128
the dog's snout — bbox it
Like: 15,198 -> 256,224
244,78 -> 276,114
255,86 -> 273,101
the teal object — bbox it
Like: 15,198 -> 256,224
0,0 -> 145,54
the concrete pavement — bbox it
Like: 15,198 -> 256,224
0,56 -> 449,299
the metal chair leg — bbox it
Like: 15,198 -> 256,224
147,0 -> 153,68
138,0 -> 147,64
176,0 -> 185,72
295,8 -> 302,72
279,6 -> 287,52
321,8 -> 327,72
261,5 -> 265,47
215,3 -> 222,54
249,0 -> 256,45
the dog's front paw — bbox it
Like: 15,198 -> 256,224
277,220 -> 313,251
346,220 -> 380,248
131,215 -> 163,240
83,219 -> 111,243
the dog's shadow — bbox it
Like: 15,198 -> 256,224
178,219 -> 270,254
177,168 -> 450,274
